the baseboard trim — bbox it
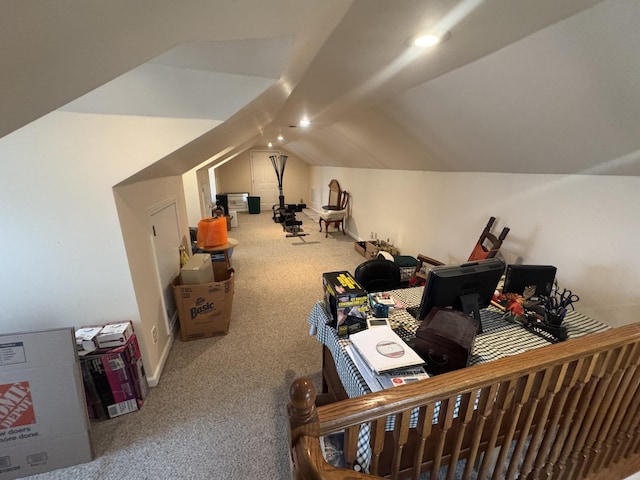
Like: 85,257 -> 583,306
146,330 -> 175,387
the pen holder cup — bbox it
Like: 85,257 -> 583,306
546,312 -> 564,326
373,304 -> 389,318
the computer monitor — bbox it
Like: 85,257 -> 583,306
417,258 -> 505,333
503,264 -> 557,297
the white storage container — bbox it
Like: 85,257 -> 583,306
227,193 -> 248,212
181,253 -> 214,285
229,210 -> 238,228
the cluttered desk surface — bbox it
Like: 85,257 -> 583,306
308,286 -> 609,400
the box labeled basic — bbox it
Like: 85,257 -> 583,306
173,268 -> 235,341
0,328 -> 93,479
180,253 -> 215,285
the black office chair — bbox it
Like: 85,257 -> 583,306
354,259 -> 401,293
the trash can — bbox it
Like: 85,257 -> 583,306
248,196 -> 260,214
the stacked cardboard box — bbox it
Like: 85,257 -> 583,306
0,328 -> 93,479
80,332 -> 148,420
354,240 -> 400,259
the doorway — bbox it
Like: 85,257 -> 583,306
149,199 -> 181,335
251,150 -> 280,211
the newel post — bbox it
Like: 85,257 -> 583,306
288,377 -> 320,444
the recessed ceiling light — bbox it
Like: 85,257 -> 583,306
412,30 -> 450,48
268,142 -> 273,148
299,118 -> 310,128
277,135 -> 284,141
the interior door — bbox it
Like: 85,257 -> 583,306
201,181 -> 212,217
251,150 -> 280,210
149,200 -> 181,335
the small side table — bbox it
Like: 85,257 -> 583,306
198,238 -> 238,268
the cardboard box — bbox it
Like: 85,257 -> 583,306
96,321 -> 133,349
81,334 -> 148,419
354,241 -> 380,260
180,253 -> 215,285
173,267 -> 235,341
81,359 -> 138,420
0,328 -> 93,479
75,326 -> 102,353
322,271 -> 368,331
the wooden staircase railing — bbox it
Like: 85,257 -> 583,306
288,323 -> 640,480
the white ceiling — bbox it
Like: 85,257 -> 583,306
2,0 -> 639,177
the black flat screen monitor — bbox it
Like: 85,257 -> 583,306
503,264 -> 557,297
417,258 -> 505,333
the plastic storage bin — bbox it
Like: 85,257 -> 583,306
248,196 -> 261,214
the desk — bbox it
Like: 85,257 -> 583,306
307,286 -> 609,471
308,287 -> 608,401
198,238 -> 238,268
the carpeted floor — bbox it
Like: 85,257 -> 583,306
34,210 -> 364,480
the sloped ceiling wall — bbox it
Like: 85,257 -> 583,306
3,0 -> 638,177
283,0 -> 640,176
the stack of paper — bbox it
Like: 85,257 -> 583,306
345,344 -> 428,392
349,327 -> 424,374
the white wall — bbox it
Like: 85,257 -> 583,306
0,111 -> 216,382
310,166 -> 640,329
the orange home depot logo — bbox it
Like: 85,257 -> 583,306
0,382 -> 35,429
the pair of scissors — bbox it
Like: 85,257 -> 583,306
558,288 -> 579,310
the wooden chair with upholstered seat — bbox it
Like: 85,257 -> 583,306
413,216 -> 510,283
319,180 -> 350,237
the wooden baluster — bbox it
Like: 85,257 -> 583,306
530,359 -> 582,480
565,348 -> 622,480
625,406 -> 640,456
477,379 -> 516,480
585,342 -> 640,475
534,354 -> 598,478
412,403 -> 436,480
554,350 -> 611,479
343,424 -> 361,471
603,364 -> 640,469
492,373 -> 536,480
446,391 -> 474,480
429,398 -> 454,479
518,364 -> 569,480
548,353 -> 600,479
507,370 -> 550,479
616,367 -> 640,461
369,418 -> 388,476
390,409 -> 412,480
462,384 -> 499,480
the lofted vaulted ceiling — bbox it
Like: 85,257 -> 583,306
2,0 -> 639,178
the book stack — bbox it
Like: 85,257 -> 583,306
347,327 -> 428,392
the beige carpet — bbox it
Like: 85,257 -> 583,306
35,211 -> 364,480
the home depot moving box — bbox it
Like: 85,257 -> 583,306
0,328 -> 92,479
172,266 -> 235,341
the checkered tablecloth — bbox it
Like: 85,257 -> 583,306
307,286 -> 609,472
